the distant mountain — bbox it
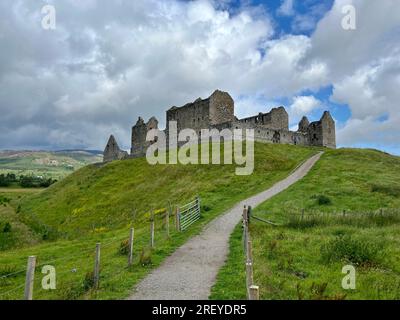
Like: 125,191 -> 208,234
0,150 -> 103,179
53,149 -> 103,156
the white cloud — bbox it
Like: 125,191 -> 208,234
288,95 -> 322,125
0,0 -> 399,155
290,95 -> 321,114
309,0 -> 400,151
0,0 -> 331,150
332,55 -> 400,150
277,0 -> 295,16
235,95 -> 280,119
310,0 -> 400,79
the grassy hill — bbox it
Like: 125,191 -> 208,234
211,148 -> 400,300
0,143 -> 317,300
0,150 -> 103,180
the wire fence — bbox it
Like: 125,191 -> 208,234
0,196 -> 202,300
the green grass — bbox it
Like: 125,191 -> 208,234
0,143 -> 317,300
210,148 -> 400,300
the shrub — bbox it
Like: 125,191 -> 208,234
316,195 -> 332,205
83,271 -> 95,291
0,196 -> 10,205
58,282 -> 85,300
321,235 -> 381,266
3,222 -> 11,233
119,239 -> 130,255
140,247 -> 152,266
0,174 -> 11,187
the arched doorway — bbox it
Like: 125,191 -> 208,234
273,131 -> 281,144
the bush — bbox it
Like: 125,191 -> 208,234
140,247 -> 152,266
58,282 -> 85,300
3,222 -> 11,233
19,175 -> 57,188
0,174 -> 11,187
321,235 -> 381,266
0,196 -> 10,205
118,239 -> 130,255
316,195 -> 332,205
83,271 -> 96,291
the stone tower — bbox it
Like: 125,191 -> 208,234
166,89 -> 234,135
307,111 -> 336,148
103,135 -> 128,162
208,90 -> 235,125
298,116 -> 310,132
320,111 -> 336,148
131,116 -> 159,157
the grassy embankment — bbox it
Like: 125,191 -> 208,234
0,143 -> 317,300
211,148 -> 400,300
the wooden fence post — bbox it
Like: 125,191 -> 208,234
175,207 -> 178,230
301,209 -> 305,221
24,256 -> 36,300
176,207 -> 181,232
94,243 -> 101,289
343,209 -> 346,217
246,240 -> 254,299
249,285 -> 259,300
128,228 -> 134,267
150,219 -> 154,248
242,205 -> 247,222
246,239 -> 253,264
166,205 -> 170,238
247,206 -> 252,224
246,261 -> 253,299
196,196 -> 201,214
242,206 -> 248,252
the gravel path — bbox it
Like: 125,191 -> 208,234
128,152 -> 323,300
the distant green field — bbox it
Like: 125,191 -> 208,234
0,143 -> 316,300
0,150 -> 103,180
211,148 -> 400,300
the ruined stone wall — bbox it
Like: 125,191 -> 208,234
214,121 -> 308,146
298,116 -> 310,133
320,111 -> 336,148
103,90 -> 336,163
307,121 -> 323,147
306,111 -> 336,148
209,90 -> 235,126
131,117 -> 159,157
103,135 -> 128,162
238,106 -> 289,130
166,99 -> 210,136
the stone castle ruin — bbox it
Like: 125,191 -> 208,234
103,90 -> 336,162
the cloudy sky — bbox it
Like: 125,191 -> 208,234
0,0 -> 399,154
